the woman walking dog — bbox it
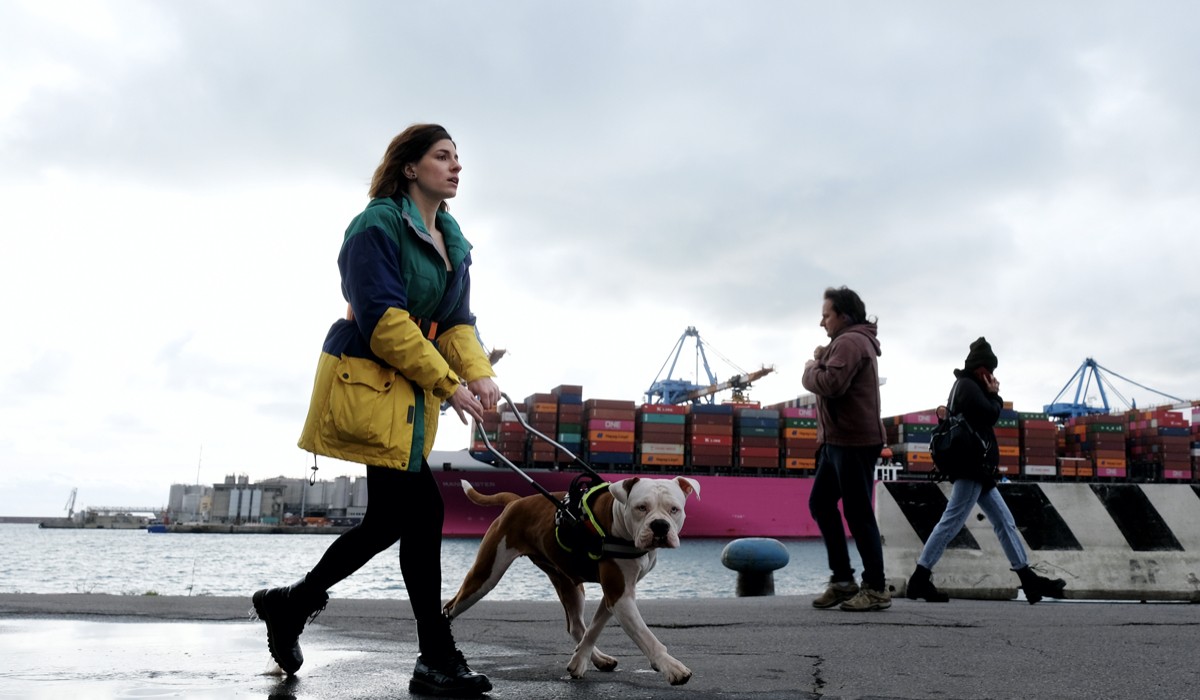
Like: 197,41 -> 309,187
252,124 -> 499,697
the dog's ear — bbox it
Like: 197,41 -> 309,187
675,477 -> 701,500
609,477 -> 640,504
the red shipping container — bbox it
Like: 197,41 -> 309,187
739,446 -> 779,459
586,408 -> 636,421
638,425 -> 686,440
737,457 -> 779,468
739,436 -> 780,449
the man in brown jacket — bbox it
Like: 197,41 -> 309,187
802,286 -> 889,612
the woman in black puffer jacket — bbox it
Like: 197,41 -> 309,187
905,337 -> 1067,605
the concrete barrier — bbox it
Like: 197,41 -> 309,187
877,481 -> 1200,601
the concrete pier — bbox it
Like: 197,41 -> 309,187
1,593 -> 1195,699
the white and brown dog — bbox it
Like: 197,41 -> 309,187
443,476 -> 701,685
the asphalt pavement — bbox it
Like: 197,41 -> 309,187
0,592 -> 1195,699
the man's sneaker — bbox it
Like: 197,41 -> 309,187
839,585 -> 892,612
812,580 -> 859,609
409,651 -> 492,697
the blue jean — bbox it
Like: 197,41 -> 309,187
918,479 -> 1028,571
809,444 -> 885,590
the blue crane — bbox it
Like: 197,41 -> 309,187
1043,358 -> 1184,420
645,327 -> 774,405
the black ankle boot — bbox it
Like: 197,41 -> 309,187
906,565 -> 949,602
251,576 -> 329,674
410,651 -> 492,697
1015,566 -> 1067,605
410,616 -> 492,697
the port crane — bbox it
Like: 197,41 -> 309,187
1043,357 -> 1185,420
645,327 -> 774,405
64,488 -> 77,518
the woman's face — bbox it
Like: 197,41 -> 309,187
408,138 -> 461,201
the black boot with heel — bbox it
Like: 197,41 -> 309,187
251,575 -> 329,674
1015,566 -> 1067,605
409,616 -> 492,697
905,564 -> 949,602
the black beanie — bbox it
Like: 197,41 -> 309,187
963,337 -> 998,372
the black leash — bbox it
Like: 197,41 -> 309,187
473,392 -> 603,524
473,393 -> 646,559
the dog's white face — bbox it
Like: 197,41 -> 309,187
609,477 -> 701,550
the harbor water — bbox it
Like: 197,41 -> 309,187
0,524 -> 858,600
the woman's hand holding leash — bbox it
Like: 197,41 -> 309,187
449,378 -> 501,424
469,377 -> 500,410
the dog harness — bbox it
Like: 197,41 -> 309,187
554,481 -> 647,561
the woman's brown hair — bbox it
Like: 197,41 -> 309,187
368,124 -> 454,202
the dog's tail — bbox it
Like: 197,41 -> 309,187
460,480 -> 521,507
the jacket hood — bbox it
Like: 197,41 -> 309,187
839,322 -> 882,357
953,367 -> 982,383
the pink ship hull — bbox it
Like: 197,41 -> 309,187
431,466 -> 825,538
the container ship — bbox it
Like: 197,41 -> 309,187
433,382 -> 1200,539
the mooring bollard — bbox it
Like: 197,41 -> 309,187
721,538 -> 790,597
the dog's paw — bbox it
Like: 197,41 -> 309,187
660,658 -> 692,686
591,649 -> 618,672
567,656 -> 588,680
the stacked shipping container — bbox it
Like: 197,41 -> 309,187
553,384 -> 584,462
1127,407 -> 1192,480
781,406 -> 818,471
470,384 -> 1197,482
584,398 -> 636,467
1018,412 -> 1058,477
1061,414 -> 1126,478
688,404 -> 734,470
524,392 -> 558,465
995,408 -> 1021,477
734,407 -> 780,470
637,403 -> 687,469
885,411 -> 937,475
1192,407 -> 1200,477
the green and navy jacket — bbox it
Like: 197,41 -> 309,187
298,194 -> 495,471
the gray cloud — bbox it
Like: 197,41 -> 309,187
2,1 -> 1198,516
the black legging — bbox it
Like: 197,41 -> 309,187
306,462 -> 446,636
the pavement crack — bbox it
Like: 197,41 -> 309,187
808,654 -> 826,696
651,622 -> 742,630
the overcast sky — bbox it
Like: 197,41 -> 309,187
3,1 -> 1198,517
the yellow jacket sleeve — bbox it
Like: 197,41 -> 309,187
369,307 -> 462,400
437,324 -> 498,383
